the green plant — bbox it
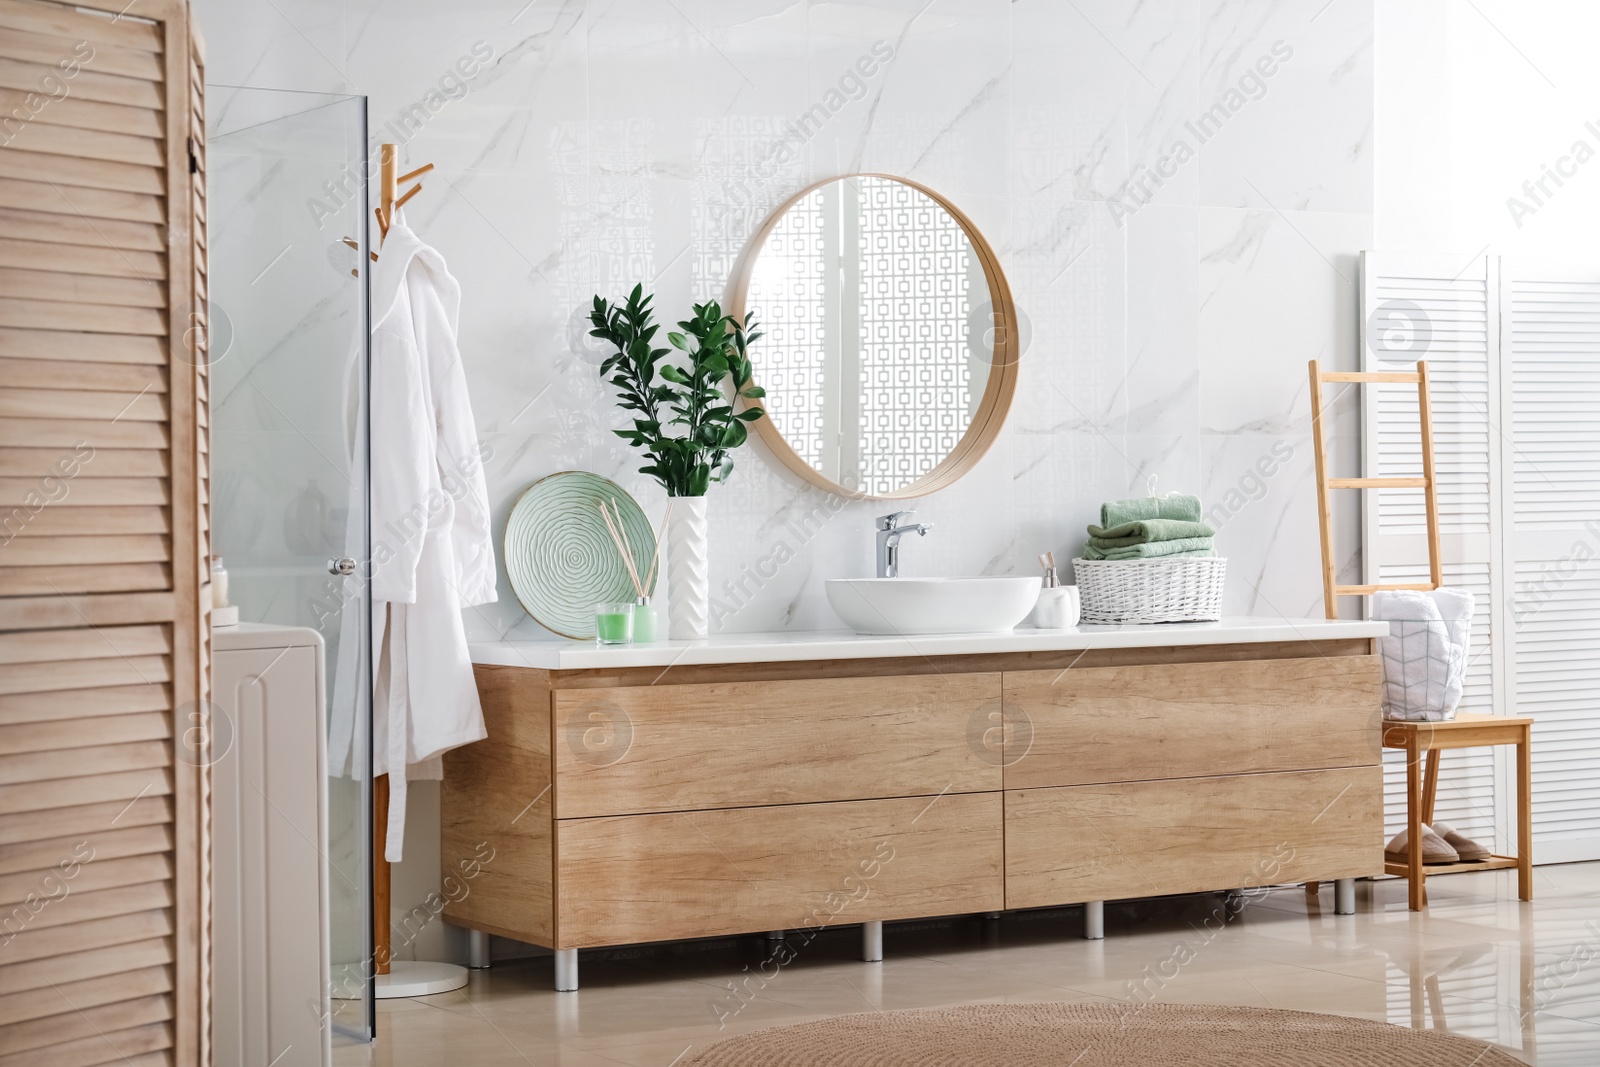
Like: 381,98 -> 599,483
589,284 -> 766,498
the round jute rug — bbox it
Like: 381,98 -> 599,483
681,1002 -> 1522,1066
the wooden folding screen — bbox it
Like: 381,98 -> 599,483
0,0 -> 210,1062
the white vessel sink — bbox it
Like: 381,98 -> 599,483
825,576 -> 1041,636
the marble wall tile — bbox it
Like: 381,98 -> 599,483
1197,205 -> 1369,437
1126,203 -> 1200,437
1195,0 -> 1373,212
1201,432 -> 1324,617
1007,197 -> 1127,437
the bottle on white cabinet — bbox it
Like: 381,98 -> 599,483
211,555 -> 230,608
211,555 -> 239,627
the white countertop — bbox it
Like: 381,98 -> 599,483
470,616 -> 1387,671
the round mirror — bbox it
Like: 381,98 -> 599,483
728,174 -> 1018,499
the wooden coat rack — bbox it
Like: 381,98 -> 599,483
372,142 -> 432,980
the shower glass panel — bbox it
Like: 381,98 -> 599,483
208,87 -> 375,1043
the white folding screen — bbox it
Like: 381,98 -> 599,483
1502,264 -> 1600,864
1361,252 -> 1600,864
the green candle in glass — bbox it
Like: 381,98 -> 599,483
598,497 -> 670,647
595,602 -> 634,645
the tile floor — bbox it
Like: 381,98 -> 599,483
333,864 -> 1600,1065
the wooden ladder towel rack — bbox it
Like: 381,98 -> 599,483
372,142 -> 432,979
1307,359 -> 1444,619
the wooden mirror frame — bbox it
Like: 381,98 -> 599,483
725,174 -> 1020,500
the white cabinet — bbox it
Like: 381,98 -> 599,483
213,624 -> 331,1067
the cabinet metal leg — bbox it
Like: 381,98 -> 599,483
1335,878 -> 1356,915
554,949 -> 578,992
862,920 -> 883,962
1084,901 -> 1104,940
467,930 -> 491,969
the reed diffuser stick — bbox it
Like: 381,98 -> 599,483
641,501 -> 671,592
598,501 -> 646,599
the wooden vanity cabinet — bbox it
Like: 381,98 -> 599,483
441,641 -> 1383,965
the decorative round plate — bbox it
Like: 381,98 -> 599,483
504,472 -> 658,640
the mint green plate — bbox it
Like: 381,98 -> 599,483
504,472 -> 658,640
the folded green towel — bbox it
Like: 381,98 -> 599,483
1099,494 -> 1203,528
1087,518 -> 1216,548
1082,538 -> 1215,561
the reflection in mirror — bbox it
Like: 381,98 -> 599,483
744,175 -> 994,497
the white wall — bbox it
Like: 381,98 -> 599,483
198,0 -> 1376,962
1377,0 -> 1600,259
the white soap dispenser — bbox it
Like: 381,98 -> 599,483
1030,552 -> 1080,629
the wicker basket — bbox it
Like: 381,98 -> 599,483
1073,556 -> 1227,624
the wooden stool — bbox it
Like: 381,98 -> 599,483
1382,712 -> 1533,910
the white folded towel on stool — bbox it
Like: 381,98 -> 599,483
1372,588 -> 1473,721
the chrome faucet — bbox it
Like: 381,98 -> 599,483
875,511 -> 933,578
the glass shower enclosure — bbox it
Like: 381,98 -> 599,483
208,86 -> 375,1043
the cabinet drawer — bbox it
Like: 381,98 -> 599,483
1003,656 -> 1381,789
555,792 -> 1003,948
1004,767 -> 1382,909
552,673 -> 1002,818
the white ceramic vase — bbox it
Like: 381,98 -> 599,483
666,496 -> 709,639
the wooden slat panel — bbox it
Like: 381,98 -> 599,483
2,506 -> 169,537
0,0 -> 165,52
0,625 -> 168,665
0,739 -> 169,785
0,420 -> 167,450
554,674 -> 1003,818
0,562 -> 172,595
0,389 -> 167,421
1003,656 -> 1385,790
0,796 -> 170,847
0,478 -> 170,505
556,793 -> 1004,949
0,854 -> 172,907
0,971 -> 170,1037
0,5 -> 198,1060
0,58 -> 163,109
0,590 -> 175,630
0,26 -> 165,81
0,448 -> 167,476
0,1025 -> 172,1067
0,361 -> 167,395
0,939 -> 169,997
0,147 -> 162,195
0,824 -> 171,877
0,268 -> 164,309
0,177 -> 164,224
0,657 -> 169,697
2,121 -> 163,167
0,208 -> 165,253
0,534 -> 168,567
1004,768 -> 1385,910
0,5 -> 193,1059
0,90 -> 162,138
0,965 -> 171,1029
12,880 -> 173,935
0,907 -> 170,966
0,327 -> 165,364
0,990 -> 169,1056
0,238 -> 164,281
0,710 -> 169,755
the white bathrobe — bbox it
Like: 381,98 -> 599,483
329,214 -> 496,862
